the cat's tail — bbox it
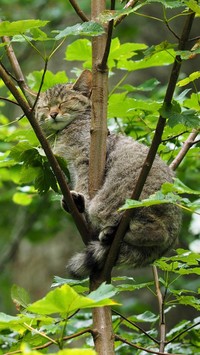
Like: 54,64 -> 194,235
66,240 -> 161,279
67,241 -> 110,279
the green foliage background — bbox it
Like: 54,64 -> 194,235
0,0 -> 200,354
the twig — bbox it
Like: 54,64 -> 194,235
1,33 -> 32,105
124,0 -> 137,7
101,9 -> 196,281
99,0 -> 115,70
0,96 -> 19,106
169,129 -> 200,171
112,309 -> 159,344
188,36 -> 200,42
166,321 -> 200,345
115,334 -> 180,355
68,0 -> 89,22
161,130 -> 188,143
4,328 -> 92,355
0,62 -> 90,245
23,323 -> 58,344
31,58 -> 48,112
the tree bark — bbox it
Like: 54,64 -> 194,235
89,1 -> 115,354
89,0 -> 108,199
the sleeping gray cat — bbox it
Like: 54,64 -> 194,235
36,70 -> 182,278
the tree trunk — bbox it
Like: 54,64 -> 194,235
89,1 -> 115,354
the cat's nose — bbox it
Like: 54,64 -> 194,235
50,111 -> 58,119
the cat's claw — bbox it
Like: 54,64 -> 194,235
62,191 -> 85,213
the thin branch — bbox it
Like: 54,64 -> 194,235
68,0 -> 89,22
99,0 -> 115,70
169,129 -> 199,171
0,60 -> 19,83
1,32 -> 32,105
23,323 -> 57,344
164,21 -> 180,40
112,309 -> 159,344
166,321 -> 200,345
0,62 -> 90,245
188,36 -> 200,42
101,9 -> 196,281
31,58 -> 48,112
124,0 -> 137,8
152,266 -> 166,353
0,96 -> 19,106
4,328 -> 92,355
115,334 -> 180,355
161,130 -> 188,143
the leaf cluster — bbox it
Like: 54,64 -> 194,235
1,248 -> 200,354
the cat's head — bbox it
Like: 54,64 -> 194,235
36,70 -> 92,133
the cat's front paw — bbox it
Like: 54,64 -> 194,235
99,226 -> 116,244
62,191 -> 85,213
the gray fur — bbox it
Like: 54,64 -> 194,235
36,70 -> 182,279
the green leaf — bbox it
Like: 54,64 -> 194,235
54,21 -> 104,40
155,249 -> 200,275
20,350 -> 97,355
6,128 -> 39,146
121,48 -> 175,71
53,276 -> 88,287
0,20 -> 48,36
9,142 -> 34,162
99,6 -> 144,23
162,179 -> 200,196
11,285 -> 30,309
27,70 -> 68,91
27,284 -> 117,315
12,192 -> 33,206
108,37 -> 147,69
184,0 -> 200,15
167,319 -> 191,337
131,311 -> 158,323
108,93 -> 161,120
57,351 -> 97,355
52,276 -> 89,294
144,41 -> 176,57
12,28 -> 52,42
88,283 -> 118,301
119,191 -> 179,211
177,71 -> 200,87
176,295 -> 200,311
34,163 -> 58,194
146,0 -> 185,9
65,39 -> 92,66
184,93 -> 200,111
160,101 -> 200,128
116,281 -> 154,293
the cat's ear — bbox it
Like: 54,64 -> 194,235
72,70 -> 92,97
